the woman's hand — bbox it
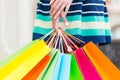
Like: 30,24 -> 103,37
50,0 -> 73,25
50,0 -> 72,19
52,16 -> 60,32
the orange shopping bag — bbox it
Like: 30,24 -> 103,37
83,42 -> 120,80
22,55 -> 51,80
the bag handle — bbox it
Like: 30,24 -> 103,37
61,29 -> 85,44
59,30 -> 74,53
60,30 -> 79,50
39,30 -> 54,40
65,32 -> 85,44
47,32 -> 56,47
54,31 -> 60,49
46,30 -> 60,49
60,35 -> 64,53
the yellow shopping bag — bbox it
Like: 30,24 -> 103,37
0,40 -> 38,68
0,39 -> 51,80
22,55 -> 51,80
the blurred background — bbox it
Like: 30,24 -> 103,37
100,0 -> 120,69
0,0 -> 120,69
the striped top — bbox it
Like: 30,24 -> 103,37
33,0 -> 111,45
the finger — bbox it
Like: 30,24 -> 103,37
52,16 -> 60,30
50,0 -> 55,4
53,2 -> 66,19
51,1 -> 63,19
50,0 -> 59,14
62,3 -> 70,17
61,13 -> 69,26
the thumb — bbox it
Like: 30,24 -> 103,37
61,12 -> 69,26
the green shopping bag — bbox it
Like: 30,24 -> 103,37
70,53 -> 84,80
37,49 -> 60,80
51,53 -> 63,80
0,40 -> 38,68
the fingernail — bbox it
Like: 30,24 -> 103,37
65,22 -> 69,26
50,1 -> 52,4
62,14 -> 65,17
50,0 -> 53,4
54,16 -> 57,19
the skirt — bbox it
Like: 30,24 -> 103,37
33,0 -> 111,45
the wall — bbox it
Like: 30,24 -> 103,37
0,0 -> 37,61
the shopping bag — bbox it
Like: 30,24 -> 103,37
74,48 -> 101,80
22,55 -> 51,80
0,39 -> 51,80
58,53 -> 71,80
52,53 -> 63,80
0,40 -> 38,68
83,42 -> 120,80
52,53 -> 71,80
22,48 -> 58,80
37,49 -> 60,80
70,53 -> 84,80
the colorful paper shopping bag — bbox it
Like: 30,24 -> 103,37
0,40 -> 38,68
22,49 -> 58,80
52,53 -> 71,80
37,49 -> 60,80
74,48 -> 101,80
83,42 -> 120,80
52,53 -> 63,80
70,53 -> 84,80
22,55 -> 51,80
58,53 -> 71,80
0,39 -> 51,80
